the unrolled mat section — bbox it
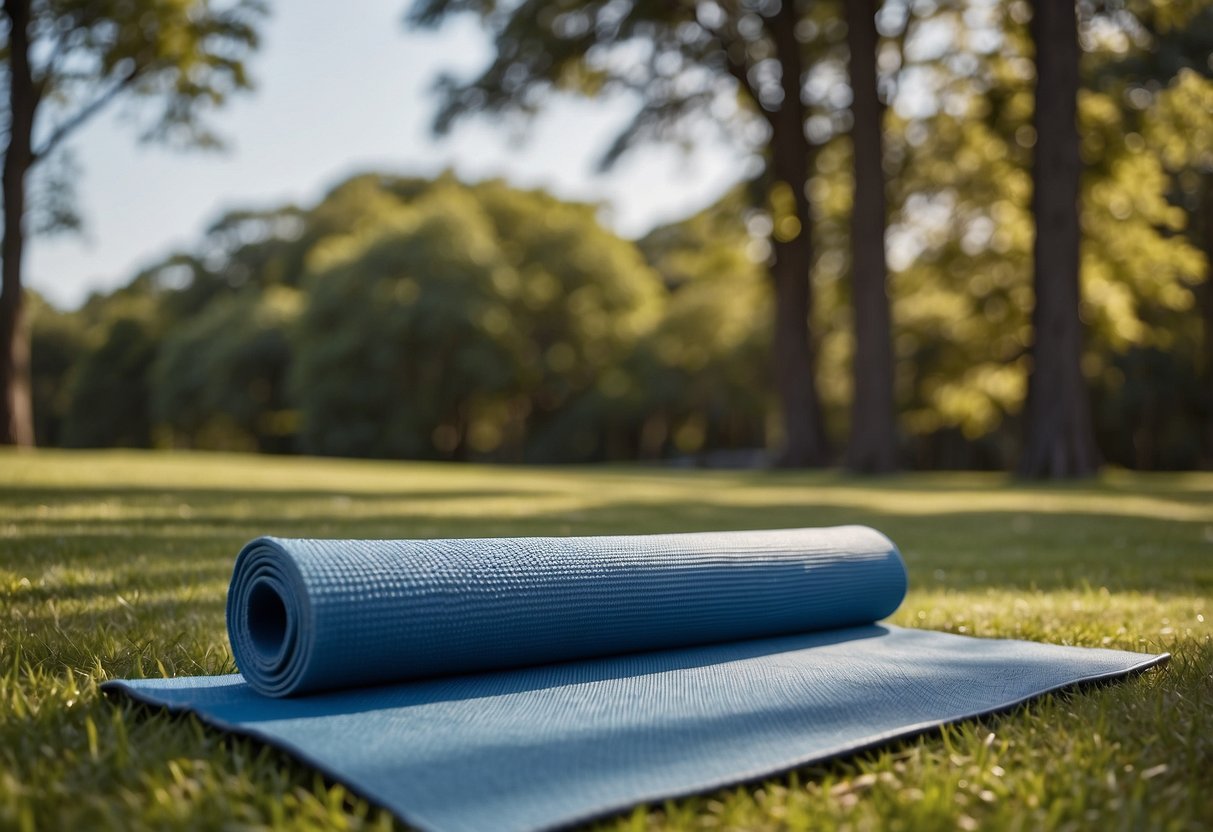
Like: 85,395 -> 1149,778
104,526 -> 1167,832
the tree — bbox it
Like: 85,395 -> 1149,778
27,290 -> 82,445
408,0 -> 832,466
294,178 -> 660,461
637,188 -> 771,460
0,0 -> 265,446
61,316 -> 158,448
471,179 -> 662,461
1095,4 -> 1213,465
843,0 -> 896,473
152,286 -> 301,453
1018,0 -> 1099,477
869,0 -> 1204,470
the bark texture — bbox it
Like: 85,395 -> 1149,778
768,0 -> 828,467
1201,175 -> 1213,468
1,0 -> 37,447
844,0 -> 897,473
1018,0 -> 1100,478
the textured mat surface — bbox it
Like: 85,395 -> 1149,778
104,526 -> 1166,832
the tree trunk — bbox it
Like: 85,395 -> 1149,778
767,0 -> 828,467
844,0 -> 897,474
1201,173 -> 1213,468
1018,0 -> 1099,478
1,0 -> 38,447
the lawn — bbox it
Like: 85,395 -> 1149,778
2,450 -> 1210,831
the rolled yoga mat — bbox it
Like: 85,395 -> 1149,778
104,526 -> 1167,832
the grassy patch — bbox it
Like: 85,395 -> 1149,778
2,450 -> 1211,831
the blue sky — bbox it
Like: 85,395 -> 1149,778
29,0 -> 747,309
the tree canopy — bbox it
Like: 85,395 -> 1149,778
17,1 -> 1213,471
1,0 -> 266,446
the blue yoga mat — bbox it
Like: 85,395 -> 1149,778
104,526 -> 1166,832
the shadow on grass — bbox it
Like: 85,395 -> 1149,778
2,465 -> 1203,832
3,490 -> 1210,593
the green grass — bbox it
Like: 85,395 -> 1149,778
2,450 -> 1211,832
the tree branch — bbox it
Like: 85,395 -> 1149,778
887,1 -> 919,107
32,64 -> 144,162
702,11 -> 776,132
37,17 -> 80,86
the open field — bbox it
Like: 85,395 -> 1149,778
2,450 -> 1211,830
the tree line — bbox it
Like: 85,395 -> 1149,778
4,0 -> 1213,473
26,161 -> 1212,468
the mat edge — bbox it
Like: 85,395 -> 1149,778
101,648 -> 1169,832
544,649 -> 1171,831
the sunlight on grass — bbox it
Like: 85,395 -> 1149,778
2,450 -> 1211,830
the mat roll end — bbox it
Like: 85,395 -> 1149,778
227,537 -> 312,697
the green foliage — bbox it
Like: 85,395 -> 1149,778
17,0 -> 267,155
35,171 -> 776,463
3,0 -> 267,279
61,317 -> 159,448
152,287 -> 302,453
1,451 -> 1210,829
1093,347 -> 1206,469
18,0 -> 1211,469
636,192 -> 773,456
294,178 -> 662,461
470,180 -> 662,459
411,0 -> 741,166
27,293 -> 85,446
862,0 -> 1212,466
294,186 -> 521,459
